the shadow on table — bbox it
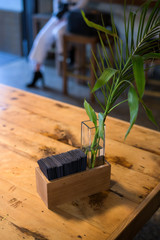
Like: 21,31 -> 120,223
49,180 -> 136,221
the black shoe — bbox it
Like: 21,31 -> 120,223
27,71 -> 45,88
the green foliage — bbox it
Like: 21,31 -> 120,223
92,68 -> 118,93
82,0 -> 160,139
98,112 -> 105,140
143,53 -> 160,60
81,11 -> 117,38
142,103 -> 158,127
132,55 -> 145,98
84,100 -> 97,127
82,0 -> 160,167
125,87 -> 139,139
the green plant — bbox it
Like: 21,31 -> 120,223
82,0 -> 160,168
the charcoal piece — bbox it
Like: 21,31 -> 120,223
37,159 -> 48,179
38,158 -> 53,181
38,149 -> 87,181
49,155 -> 63,178
77,149 -> 87,171
77,150 -> 84,171
56,155 -> 64,177
58,153 -> 71,176
67,150 -> 79,173
61,152 -> 73,175
46,157 -> 57,180
78,149 -> 87,170
65,151 -> 76,174
45,157 -> 57,180
70,149 -> 83,172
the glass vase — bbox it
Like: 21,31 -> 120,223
81,120 -> 105,168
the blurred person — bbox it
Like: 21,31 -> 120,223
27,0 -> 89,88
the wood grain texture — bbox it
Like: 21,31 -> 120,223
0,84 -> 159,240
36,162 -> 111,207
108,183 -> 160,240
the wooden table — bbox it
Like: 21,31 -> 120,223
0,84 -> 159,240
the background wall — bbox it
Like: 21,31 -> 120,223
0,0 -> 23,12
38,0 -> 52,13
0,0 -> 23,56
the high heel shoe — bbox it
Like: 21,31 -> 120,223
26,71 -> 45,88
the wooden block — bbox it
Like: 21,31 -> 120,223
35,162 -> 111,208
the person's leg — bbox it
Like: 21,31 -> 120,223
52,20 -> 67,55
51,20 -> 67,75
29,16 -> 59,65
27,16 -> 60,87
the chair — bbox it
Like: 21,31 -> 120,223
63,33 -> 99,101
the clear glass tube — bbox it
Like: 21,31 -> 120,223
81,120 -> 105,168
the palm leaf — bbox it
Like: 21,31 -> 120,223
82,0 -> 159,141
125,87 -> 139,139
84,100 -> 97,127
143,0 -> 160,36
92,68 -> 118,93
81,11 -> 117,37
142,102 -> 158,127
132,55 -> 145,98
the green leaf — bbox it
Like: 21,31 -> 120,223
137,1 -> 149,44
125,87 -> 139,139
132,55 -> 145,98
143,53 -> 160,60
84,100 -> 97,126
92,68 -> 118,93
81,11 -> 117,38
142,103 -> 158,127
98,113 -> 104,140
130,11 -> 136,52
143,0 -> 160,36
97,32 -> 110,68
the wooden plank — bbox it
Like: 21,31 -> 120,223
64,34 -> 98,44
0,86 -> 159,198
66,71 -> 91,81
147,79 -> 160,86
0,116 -> 159,204
0,141 -> 137,236
106,138 -> 160,180
0,96 -> 159,182
0,84 -> 159,239
36,163 -> 111,207
0,118 -> 75,158
0,147 -> 37,196
0,174 -> 138,238
56,191 -> 137,234
110,164 -> 159,203
0,84 -> 159,155
108,183 -> 160,240
0,217 -> 32,240
0,178 -> 109,240
144,90 -> 160,98
106,118 -> 160,156
0,132 -> 158,209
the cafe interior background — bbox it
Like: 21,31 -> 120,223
0,0 -> 159,239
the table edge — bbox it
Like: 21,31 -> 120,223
107,182 -> 160,240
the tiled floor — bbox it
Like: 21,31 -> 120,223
0,56 -> 159,239
0,51 -> 19,66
